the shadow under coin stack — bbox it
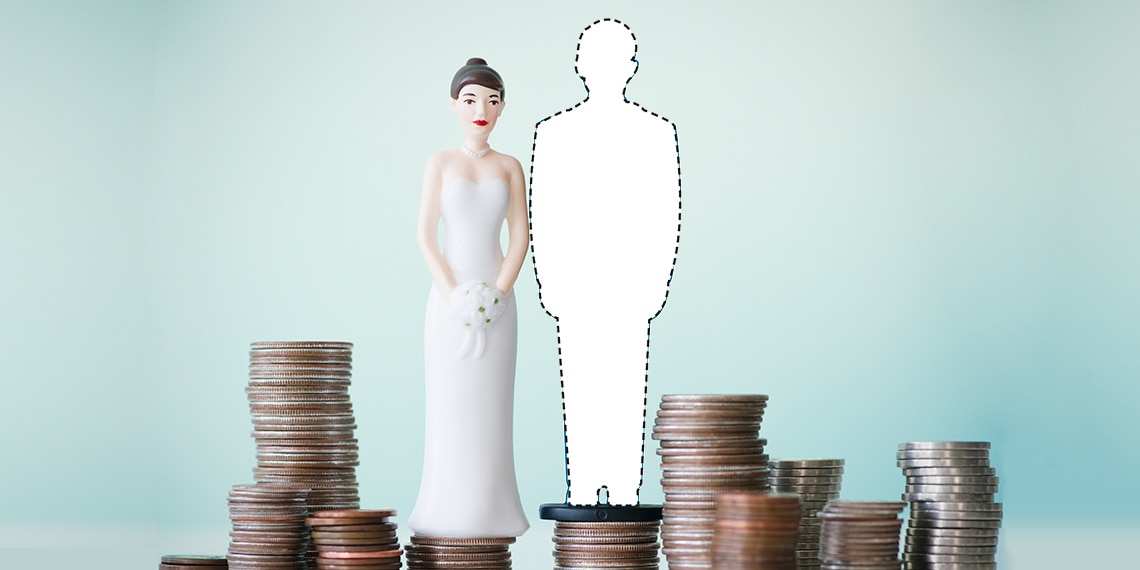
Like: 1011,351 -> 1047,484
711,492 -> 802,570
161,555 -> 229,570
653,394 -> 770,570
404,536 -> 514,570
769,459 -> 845,569
307,509 -> 402,570
227,484 -> 311,570
247,341 -> 362,568
552,520 -> 661,570
897,441 -> 1001,570
817,500 -> 905,570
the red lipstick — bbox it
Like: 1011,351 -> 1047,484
473,120 -> 489,126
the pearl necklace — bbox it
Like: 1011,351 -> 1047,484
461,143 -> 490,159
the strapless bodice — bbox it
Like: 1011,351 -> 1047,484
441,177 -> 508,278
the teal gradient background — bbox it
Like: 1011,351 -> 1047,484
2,1 -> 1138,568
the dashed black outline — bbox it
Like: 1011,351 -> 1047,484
527,18 -> 683,506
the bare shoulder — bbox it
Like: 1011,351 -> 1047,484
494,152 -> 523,171
426,149 -> 456,171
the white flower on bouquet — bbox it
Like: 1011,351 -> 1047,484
449,281 -> 505,359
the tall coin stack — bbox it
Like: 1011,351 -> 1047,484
897,442 -> 1001,569
307,509 -> 402,570
227,484 -> 311,570
817,500 -> 905,570
404,536 -> 514,570
552,520 -> 661,570
247,341 -> 362,568
653,394 -> 770,570
769,459 -> 845,569
711,492 -> 802,570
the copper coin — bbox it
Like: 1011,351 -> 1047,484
411,536 -> 515,546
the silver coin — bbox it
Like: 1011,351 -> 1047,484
906,527 -> 1000,538
770,468 -> 845,478
774,483 -> 843,493
898,459 -> 991,470
902,563 -> 994,570
910,508 -> 1003,521
905,484 -> 999,494
908,519 -> 1001,530
907,544 -> 997,556
772,473 -> 844,483
909,502 -> 1003,513
904,553 -> 996,564
899,442 -> 990,450
769,459 -> 844,469
905,536 -> 998,548
902,493 -> 994,502
902,467 -> 996,478
896,449 -> 990,460
662,394 -> 768,403
662,464 -> 769,474
905,476 -> 998,486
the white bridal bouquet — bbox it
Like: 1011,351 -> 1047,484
450,281 -> 506,359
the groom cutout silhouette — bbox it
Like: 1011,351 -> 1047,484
530,19 -> 681,507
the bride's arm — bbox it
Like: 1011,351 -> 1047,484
417,153 -> 456,298
495,155 -> 529,295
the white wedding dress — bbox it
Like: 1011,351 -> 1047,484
408,177 -> 529,538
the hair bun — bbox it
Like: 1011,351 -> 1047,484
451,58 -> 504,100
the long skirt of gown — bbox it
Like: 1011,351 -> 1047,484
408,178 -> 529,538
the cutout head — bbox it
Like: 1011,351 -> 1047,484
575,20 -> 638,99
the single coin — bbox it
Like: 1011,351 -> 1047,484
905,475 -> 998,486
772,474 -> 844,484
906,484 -> 999,494
411,536 -> 516,546
899,441 -> 990,450
896,449 -> 991,460
902,492 -> 995,502
662,394 -> 768,403
910,508 -> 1003,521
909,518 -> 1002,530
161,555 -> 229,565
909,502 -> 1003,513
319,549 -> 402,560
906,527 -> 1000,539
902,467 -> 996,478
897,458 -> 991,468
769,459 -> 844,469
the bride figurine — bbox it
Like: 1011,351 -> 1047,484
408,57 -> 530,538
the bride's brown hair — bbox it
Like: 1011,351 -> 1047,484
450,57 -> 505,101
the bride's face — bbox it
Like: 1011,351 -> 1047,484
451,83 -> 503,138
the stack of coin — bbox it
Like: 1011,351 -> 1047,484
897,441 -> 1001,569
653,394 -> 770,569
160,555 -> 229,569
551,520 -> 660,570
247,341 -> 361,512
817,500 -> 905,569
227,484 -> 310,570
712,492 -> 802,570
404,536 -> 514,570
307,509 -> 402,570
248,341 -> 361,568
769,459 -> 845,569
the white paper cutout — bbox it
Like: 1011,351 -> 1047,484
530,19 -> 682,506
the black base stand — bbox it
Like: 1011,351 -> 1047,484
539,503 -> 663,523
